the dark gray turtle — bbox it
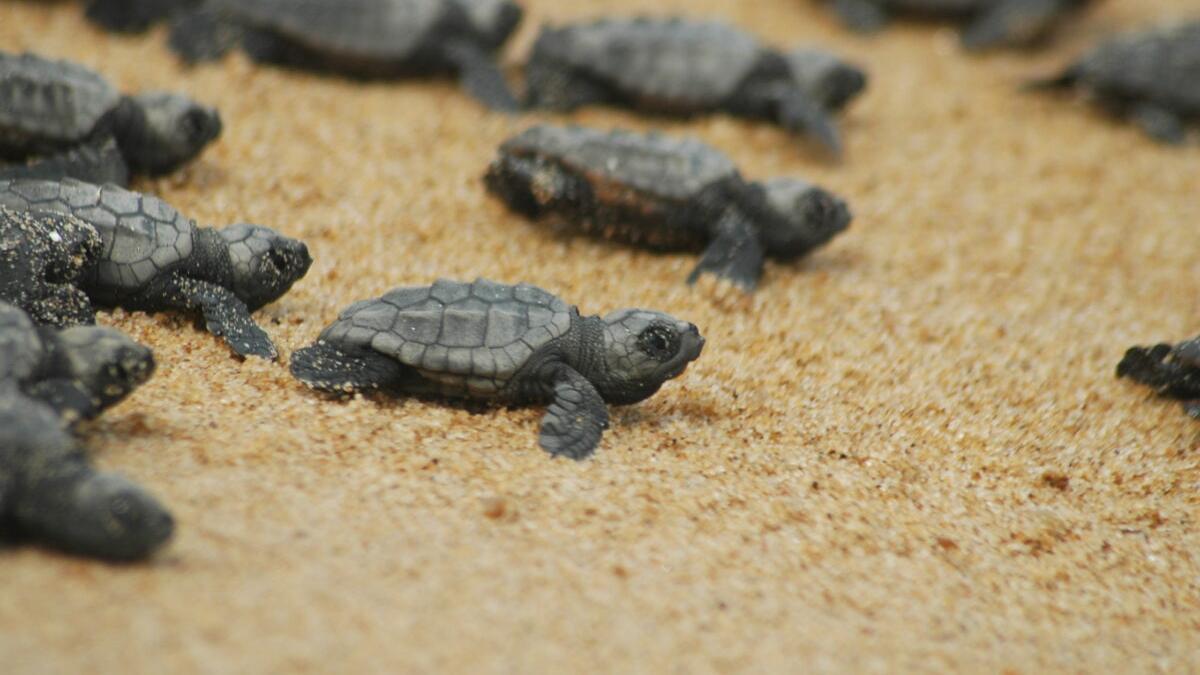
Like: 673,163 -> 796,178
821,0 -> 1092,50
0,206 -> 103,327
1030,21 -> 1200,144
0,50 -> 222,184
0,301 -> 154,423
84,0 -> 198,33
167,0 -> 523,111
0,178 -> 313,359
0,386 -> 173,561
291,278 -> 705,459
1117,334 -> 1200,419
484,125 -> 851,290
523,17 -> 867,155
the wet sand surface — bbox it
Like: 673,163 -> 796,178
1,0 -> 1198,672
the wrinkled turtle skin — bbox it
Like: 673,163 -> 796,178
820,0 -> 1092,50
291,278 -> 705,459
167,0 -> 523,110
1030,21 -> 1200,144
1117,333 -> 1200,419
523,17 -> 866,155
484,125 -> 851,291
0,301 -> 154,423
0,384 -> 173,561
0,50 -> 221,183
0,178 -> 312,359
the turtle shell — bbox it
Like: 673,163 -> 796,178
0,52 -> 120,154
220,0 -> 452,60
502,125 -> 740,203
541,17 -> 763,107
0,302 -> 43,384
1074,21 -> 1200,114
0,179 -> 195,293
320,278 -> 574,396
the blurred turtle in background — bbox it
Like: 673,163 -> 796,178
166,0 -> 524,110
1118,333 -> 1200,419
0,50 -> 221,185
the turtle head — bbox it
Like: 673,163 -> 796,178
219,223 -> 312,311
121,92 -> 222,175
593,310 -> 704,404
757,178 -> 851,261
54,326 -> 155,417
463,0 -> 524,49
785,48 -> 867,111
31,470 -> 175,561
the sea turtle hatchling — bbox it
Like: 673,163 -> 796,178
484,125 -> 852,291
1029,21 -> 1200,144
0,50 -> 222,184
1117,334 -> 1200,419
820,0 -> 1092,51
167,0 -> 524,111
290,278 -> 705,460
0,386 -> 174,560
0,300 -> 155,424
522,17 -> 867,155
0,178 -> 312,360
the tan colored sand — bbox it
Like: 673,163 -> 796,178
2,1 -> 1199,672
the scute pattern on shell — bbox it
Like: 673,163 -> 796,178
319,278 -> 573,394
0,179 -> 195,291
546,18 -> 762,106
1076,21 -> 1200,112
0,52 -> 120,146
503,125 -> 739,202
217,0 -> 447,59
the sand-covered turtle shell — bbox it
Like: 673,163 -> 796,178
0,179 -> 195,292
0,302 -> 43,383
1072,21 -> 1200,113
215,0 -> 452,59
0,52 -> 120,153
539,18 -> 763,106
501,125 -> 740,204
319,278 -> 574,395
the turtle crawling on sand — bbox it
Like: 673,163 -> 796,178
291,278 -> 705,460
1,301 -> 154,423
523,17 -> 866,155
0,387 -> 173,560
167,0 -> 523,111
0,50 -> 221,184
0,179 -> 312,360
1030,21 -> 1200,144
820,0 -> 1091,51
485,125 -> 851,291
1117,334 -> 1200,419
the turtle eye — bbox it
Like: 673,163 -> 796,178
637,324 -> 678,361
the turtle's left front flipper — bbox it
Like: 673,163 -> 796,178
141,275 -> 277,360
779,94 -> 842,157
687,208 -> 766,291
539,366 -> 609,460
444,41 -> 521,112
962,0 -> 1072,51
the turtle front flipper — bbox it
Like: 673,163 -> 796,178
290,340 -> 410,396
141,275 -> 277,360
1129,103 -> 1187,145
778,94 -> 842,157
539,366 -> 609,460
0,139 -> 131,187
687,209 -> 766,291
829,0 -> 890,32
961,0 -> 1070,50
444,41 -> 521,112
168,6 -> 243,63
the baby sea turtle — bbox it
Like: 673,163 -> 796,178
821,0 -> 1090,50
522,17 -> 867,155
291,278 -> 705,460
0,178 -> 313,359
0,301 -> 154,423
167,0 -> 523,111
1117,334 -> 1200,418
1030,21 -> 1200,144
484,125 -> 851,290
0,387 -> 173,560
0,50 -> 222,184
84,0 -> 197,33
0,206 -> 104,327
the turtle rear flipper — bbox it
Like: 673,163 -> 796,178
0,139 -> 130,187
290,340 -> 410,396
687,209 -> 766,291
1130,103 -> 1187,144
538,366 -> 609,460
444,41 -> 520,112
168,6 -> 243,63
